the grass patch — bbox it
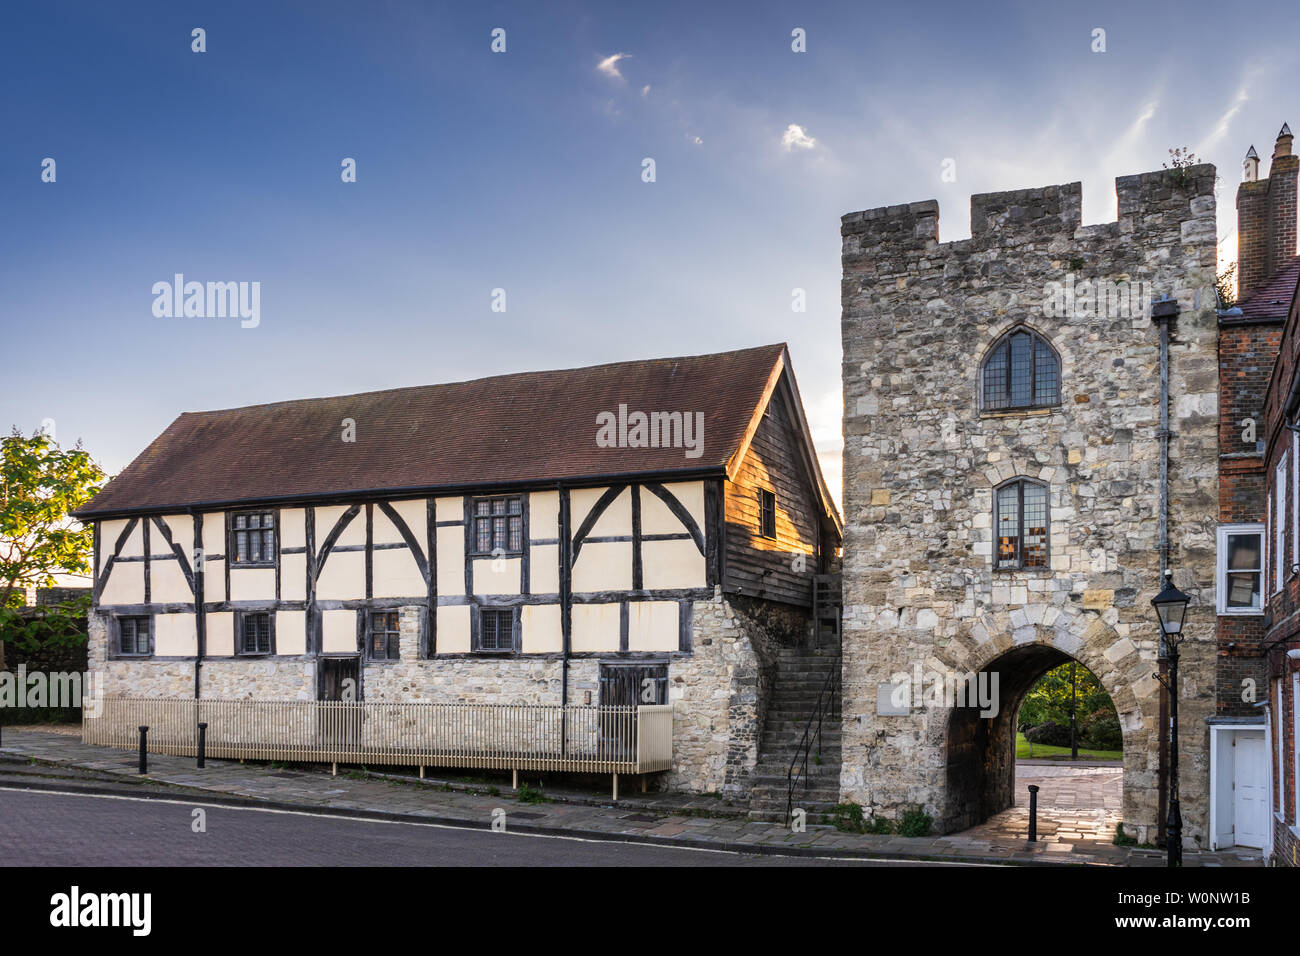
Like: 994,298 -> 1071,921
1017,732 -> 1121,762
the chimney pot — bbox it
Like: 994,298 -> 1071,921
1276,122 -> 1294,159
1245,145 -> 1260,182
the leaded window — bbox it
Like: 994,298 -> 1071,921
118,616 -> 152,656
471,496 -> 523,555
995,479 -> 1049,570
981,329 -> 1060,411
239,612 -> 272,655
759,489 -> 777,539
476,608 -> 516,652
230,511 -> 276,565
369,611 -> 401,661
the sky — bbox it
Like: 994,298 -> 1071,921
2,0 -> 1297,509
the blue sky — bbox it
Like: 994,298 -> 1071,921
3,0 -> 1297,505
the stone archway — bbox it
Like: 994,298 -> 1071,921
935,609 -> 1157,834
840,599 -> 1174,837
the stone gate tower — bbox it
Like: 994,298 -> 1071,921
839,166 -> 1220,839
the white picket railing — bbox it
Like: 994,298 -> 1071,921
83,697 -> 674,776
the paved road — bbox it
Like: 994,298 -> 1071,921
0,787 -> 943,866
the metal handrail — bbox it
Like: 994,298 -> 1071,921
785,649 -> 840,826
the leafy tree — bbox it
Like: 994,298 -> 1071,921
0,428 -> 105,667
1018,662 -> 1114,733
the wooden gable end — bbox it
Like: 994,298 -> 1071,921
721,375 -> 831,607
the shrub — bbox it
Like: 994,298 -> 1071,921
1113,823 -> 1137,846
897,806 -> 933,837
1024,721 -> 1073,748
1082,714 -> 1122,751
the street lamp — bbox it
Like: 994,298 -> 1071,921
1151,568 -> 1191,868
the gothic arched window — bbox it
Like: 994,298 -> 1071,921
981,328 -> 1060,411
995,478 -> 1050,570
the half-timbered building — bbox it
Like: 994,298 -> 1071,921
74,344 -> 841,794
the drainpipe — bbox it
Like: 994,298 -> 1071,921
558,482 -> 571,754
191,509 -> 205,700
1151,294 -> 1179,846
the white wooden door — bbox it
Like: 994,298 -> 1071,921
1234,732 -> 1268,849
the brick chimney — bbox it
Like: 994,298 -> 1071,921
1237,123 -> 1299,301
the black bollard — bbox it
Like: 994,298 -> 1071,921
1027,784 -> 1040,842
138,725 -> 149,774
197,722 -> 208,768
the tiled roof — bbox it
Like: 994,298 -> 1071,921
76,345 -> 793,517
1236,256 -> 1300,320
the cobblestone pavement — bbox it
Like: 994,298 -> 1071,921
0,731 -> 1264,867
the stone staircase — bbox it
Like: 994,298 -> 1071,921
747,644 -> 842,823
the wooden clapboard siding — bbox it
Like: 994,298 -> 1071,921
722,378 -> 825,606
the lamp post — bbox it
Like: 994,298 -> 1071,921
1151,569 -> 1191,868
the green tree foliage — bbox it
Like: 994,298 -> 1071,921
0,428 -> 105,663
1018,662 -> 1114,732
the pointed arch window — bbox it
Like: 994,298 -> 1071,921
995,478 -> 1050,570
981,329 -> 1060,411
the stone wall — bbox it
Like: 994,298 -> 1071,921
840,167 -> 1220,838
87,590 -> 796,796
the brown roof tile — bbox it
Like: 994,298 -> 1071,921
76,344 -> 790,517
1236,256 -> 1300,320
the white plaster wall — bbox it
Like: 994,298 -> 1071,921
571,603 -> 620,652
436,605 -> 471,652
321,609 -> 357,653
628,601 -> 679,651
472,557 -> 521,595
229,567 -> 275,601
154,613 -> 197,656
372,547 -> 425,598
521,604 -> 562,652
206,612 -> 234,655
641,539 -> 706,590
276,610 -> 307,655
572,541 -> 632,592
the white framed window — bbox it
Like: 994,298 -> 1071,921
1278,680 -> 1287,816
1293,672 -> 1299,824
1293,428 -> 1298,577
1276,453 -> 1287,593
1217,524 -> 1265,614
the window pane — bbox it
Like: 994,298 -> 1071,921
1009,333 -> 1032,406
509,516 -> 522,552
1022,483 -> 1048,568
476,501 -> 490,516
493,516 -> 506,550
492,498 -> 506,515
236,531 -> 248,562
508,498 -> 521,515
1034,340 -> 1058,405
997,485 -> 1020,568
983,343 -> 1008,409
263,529 -> 274,559
1225,571 -> 1261,609
1227,533 -> 1261,572
476,517 -> 491,552
235,514 -> 247,529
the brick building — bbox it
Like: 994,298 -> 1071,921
1251,123 -> 1300,867
1209,126 -> 1297,852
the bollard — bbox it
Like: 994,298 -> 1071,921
1027,784 -> 1040,842
197,722 -> 208,768
138,726 -> 149,774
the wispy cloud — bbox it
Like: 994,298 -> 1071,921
781,123 -> 816,151
597,52 -> 632,82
